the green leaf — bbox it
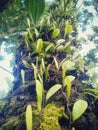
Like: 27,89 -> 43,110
38,74 -> 43,86
65,24 -> 73,34
62,60 -> 75,71
72,127 -> 75,130
79,59 -> 85,71
24,33 -> 29,49
84,88 -> 98,95
21,69 -> 25,85
64,46 -> 72,54
46,84 -> 62,101
32,63 -> 37,79
56,45 -> 64,52
41,58 -> 45,71
56,39 -> 65,45
36,38 -> 43,53
52,28 -> 60,39
86,69 -> 94,75
72,100 -> 88,122
45,44 -> 54,52
92,72 -> 98,82
36,80 -> 43,111
26,105 -> 32,130
94,82 -> 98,89
28,29 -> 33,40
29,0 -> 45,25
34,28 -> 39,38
27,18 -> 31,28
0,100 -> 7,109
23,60 -> 31,68
66,76 -> 71,99
63,42 -> 71,51
62,66 -> 66,83
87,61 -> 94,69
53,57 -> 59,71
84,92 -> 98,98
63,75 -> 75,87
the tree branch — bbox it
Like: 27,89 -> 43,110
0,66 -> 12,74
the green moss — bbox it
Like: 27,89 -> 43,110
0,117 -> 20,130
0,103 -> 64,130
38,103 -> 64,130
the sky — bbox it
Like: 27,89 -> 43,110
0,0 -> 98,98
78,2 -> 98,56
0,43 -> 13,98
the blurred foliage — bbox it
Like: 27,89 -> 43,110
76,0 -> 98,65
92,0 -> 98,12
0,0 -> 28,34
0,0 -> 12,12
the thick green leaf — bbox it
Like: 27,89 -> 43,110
29,0 -> 45,24
54,57 -> 59,71
41,58 -> 45,71
34,28 -> 39,38
36,80 -> 43,110
66,76 -> 71,99
62,60 -> 75,71
63,75 -> 75,87
56,39 -> 65,45
72,100 -> 88,122
26,105 -> 32,130
36,38 -> 43,53
23,60 -> 31,68
45,44 -> 54,52
72,127 -> 75,130
27,18 -> 31,28
84,92 -> 98,98
21,69 -> 25,84
84,88 -> 98,95
38,74 -> 43,86
62,66 -> 66,83
28,29 -> 33,40
32,63 -> 37,79
52,28 -> 60,39
24,33 -> 30,49
46,84 -> 62,101
65,24 -> 73,34
63,42 -> 71,51
56,45 -> 64,52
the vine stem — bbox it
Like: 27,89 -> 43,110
61,88 -> 72,130
66,102 -> 72,130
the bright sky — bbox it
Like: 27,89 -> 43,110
0,43 -> 13,97
78,4 -> 98,56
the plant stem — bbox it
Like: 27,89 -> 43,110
66,101 -> 72,130
61,88 -> 72,130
